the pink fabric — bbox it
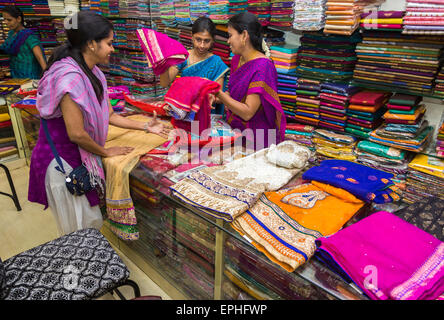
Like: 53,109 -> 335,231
137,28 -> 189,76
37,57 -> 109,187
316,211 -> 444,300
165,76 -> 221,136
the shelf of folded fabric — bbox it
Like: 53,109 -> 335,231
101,151 -> 371,301
350,80 -> 444,102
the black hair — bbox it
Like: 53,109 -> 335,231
192,16 -> 216,39
228,12 -> 264,54
45,11 -> 113,102
2,5 -> 26,27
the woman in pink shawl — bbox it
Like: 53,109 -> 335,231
215,12 -> 286,150
28,11 -> 168,236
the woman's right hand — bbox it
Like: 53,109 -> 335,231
104,146 -> 134,157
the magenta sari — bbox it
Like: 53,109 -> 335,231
316,211 -> 444,300
226,55 -> 286,149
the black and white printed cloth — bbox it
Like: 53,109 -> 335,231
0,228 -> 130,300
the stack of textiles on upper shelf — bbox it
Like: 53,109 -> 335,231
247,0 -> 270,26
403,153 -> 444,204
369,93 -> 434,153
353,30 -> 444,94
0,112 -> 17,160
316,211 -> 444,300
48,0 -> 65,16
214,24 -> 231,66
209,0 -> 230,24
108,49 -> 155,83
436,111 -> 444,157
175,0 -> 192,25
64,0 -> 79,14
0,54 -> 9,79
150,0 -> 161,20
190,0 -> 209,22
312,129 -> 357,162
403,0 -> 444,35
276,72 -> 297,118
346,90 -> 390,137
270,45 -> 298,75
52,18 -> 67,44
15,0 -> 34,16
32,0 -> 51,16
160,0 -> 176,24
292,0 -> 326,31
355,140 -> 410,197
29,20 -> 57,47
117,0 -> 128,17
294,78 -> 321,126
179,25 -> 193,50
319,82 -> 359,133
284,122 -> 315,151
263,27 -> 285,46
360,10 -> 405,32
269,0 -> 294,27
296,31 -> 360,81
324,0 -> 384,35
435,65 -> 444,97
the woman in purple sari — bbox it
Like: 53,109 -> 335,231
215,12 -> 286,150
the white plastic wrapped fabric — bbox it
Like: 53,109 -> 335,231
45,158 -> 103,236
266,140 -> 311,169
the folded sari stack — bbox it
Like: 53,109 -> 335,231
292,0 -> 326,31
360,10 -> 405,31
369,93 -> 433,153
190,0 -> 209,22
170,141 -> 312,222
276,72 -> 297,118
404,0 -> 444,35
436,112 -> 444,157
435,66 -> 444,97
324,0 -> 384,35
269,0 -> 294,27
32,0 -> 51,16
246,0 -> 270,26
346,90 -> 390,137
284,122 -> 315,150
209,0 -> 230,24
16,0 -> 34,16
353,30 -> 444,94
319,82 -> 359,133
316,211 -> 444,300
175,0 -> 192,25
150,0 -> 161,19
232,180 -> 364,272
160,0 -> 176,23
294,78 -> 321,126
270,45 -> 298,75
403,153 -> 444,204
355,140 -> 409,195
379,93 -> 427,143
312,129 -> 357,161
213,25 -> 230,66
263,28 -> 286,47
296,31 -> 360,81
48,0 -> 65,15
179,25 -> 193,49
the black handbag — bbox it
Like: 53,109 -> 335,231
41,118 -> 93,196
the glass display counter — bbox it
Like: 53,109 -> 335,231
103,160 -> 371,301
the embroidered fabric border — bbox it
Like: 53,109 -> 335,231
390,243 -> 444,300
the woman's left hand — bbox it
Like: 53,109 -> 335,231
145,111 -> 170,139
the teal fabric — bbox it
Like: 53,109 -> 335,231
1,30 -> 44,79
